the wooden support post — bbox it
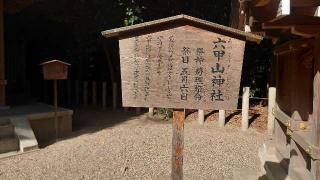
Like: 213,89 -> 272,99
75,80 -> 80,106
198,109 -> 204,125
219,110 -> 226,127
112,82 -> 117,110
0,0 -> 6,107
312,37 -> 320,180
241,87 -> 250,131
83,81 -> 88,106
67,80 -> 72,106
172,109 -> 184,180
54,80 -> 59,140
92,81 -> 97,106
148,107 -> 154,117
102,82 -> 107,108
267,87 -> 277,136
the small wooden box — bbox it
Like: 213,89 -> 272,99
40,60 -> 71,80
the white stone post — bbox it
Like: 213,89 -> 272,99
198,109 -> 204,125
219,110 -> 226,127
241,87 -> 250,131
268,87 -> 277,136
149,107 -> 154,117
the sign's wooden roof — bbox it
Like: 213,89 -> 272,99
40,60 -> 71,66
102,14 -> 263,43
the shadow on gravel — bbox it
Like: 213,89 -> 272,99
41,107 -> 150,148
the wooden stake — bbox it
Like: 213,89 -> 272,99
241,87 -> 250,131
92,81 -> 97,106
198,109 -> 204,125
102,82 -> 107,108
219,110 -> 226,127
75,80 -> 80,106
83,81 -> 88,106
267,87 -> 276,136
54,80 -> 58,140
172,109 -> 184,180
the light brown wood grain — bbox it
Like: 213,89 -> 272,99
119,25 -> 245,110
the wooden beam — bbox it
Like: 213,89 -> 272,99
291,25 -> 320,37
172,109 -> 184,180
273,38 -> 314,55
0,0 -> 6,107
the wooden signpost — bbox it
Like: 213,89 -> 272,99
102,15 -> 262,179
40,60 -> 70,140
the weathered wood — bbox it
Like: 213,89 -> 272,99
67,80 -> 72,106
219,110 -> 226,127
102,82 -> 107,108
40,60 -> 70,80
119,25 -> 246,110
268,87 -> 277,136
172,109 -> 184,180
83,81 -> 88,106
54,80 -> 58,139
241,87 -> 250,131
0,1 -> 6,107
92,81 -> 97,106
198,109 -> 204,125
102,15 -> 263,43
75,80 -> 80,105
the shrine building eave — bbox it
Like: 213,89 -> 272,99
101,14 -> 264,44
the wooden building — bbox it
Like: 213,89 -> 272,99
232,0 -> 320,179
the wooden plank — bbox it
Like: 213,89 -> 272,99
102,15 -> 263,43
119,25 -> 246,110
172,109 -> 184,180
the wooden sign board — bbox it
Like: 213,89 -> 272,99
102,15 -> 263,110
40,60 -> 70,80
277,0 -> 290,17
119,26 -> 245,110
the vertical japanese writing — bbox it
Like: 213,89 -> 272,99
156,36 -> 163,75
180,47 -> 190,101
211,38 -> 226,102
194,48 -> 205,101
144,35 -> 152,100
167,35 -> 174,99
133,37 -> 140,99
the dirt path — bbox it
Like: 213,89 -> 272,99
0,109 -> 267,180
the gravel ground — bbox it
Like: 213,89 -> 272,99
0,109 -> 267,180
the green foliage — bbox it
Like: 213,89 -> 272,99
156,108 -> 173,120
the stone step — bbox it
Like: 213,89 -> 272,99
10,117 -> 38,152
0,123 -> 14,138
0,136 -> 19,154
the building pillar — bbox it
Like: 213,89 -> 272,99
0,0 -> 7,107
